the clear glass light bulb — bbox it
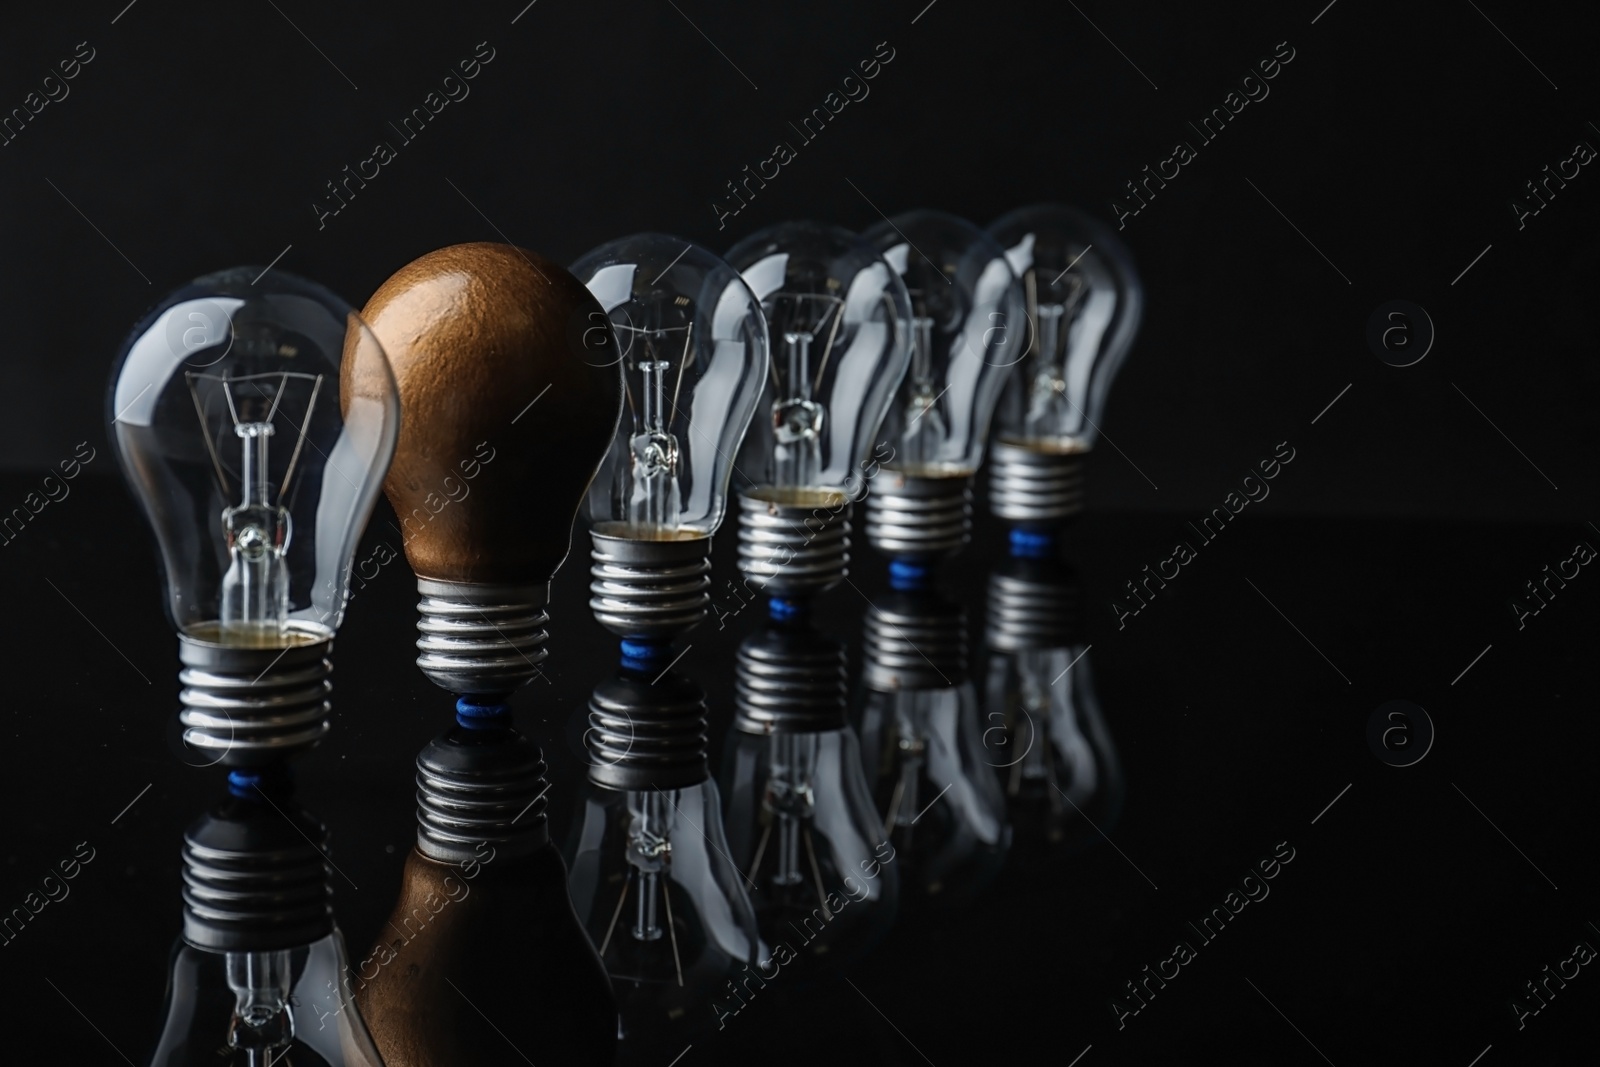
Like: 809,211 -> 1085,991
986,203 -> 1143,452
725,220 -> 912,498
860,210 -> 1025,477
981,553 -> 1124,848
722,725 -> 898,975
226,950 -> 293,1048
110,267 -> 399,645
567,777 -> 765,1048
573,234 -> 768,540
110,267 -> 399,764
983,643 -> 1124,848
153,934 -> 385,1066
859,684 -> 1009,909
152,788 -> 383,1066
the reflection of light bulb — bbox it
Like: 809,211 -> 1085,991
226,950 -> 293,1049
982,552 -> 1124,849
985,204 -> 1144,525
151,782 -> 385,1065
574,784 -> 758,990
723,619 -> 898,976
571,234 -> 768,642
567,670 -> 764,1056
858,589 -> 1009,909
860,210 -> 1024,561
109,267 -> 399,764
157,936 -> 384,1066
724,221 -> 912,596
356,724 -> 617,1065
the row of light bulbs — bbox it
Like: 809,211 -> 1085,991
107,203 -> 1142,1064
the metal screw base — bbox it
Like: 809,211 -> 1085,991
862,592 -> 968,691
178,626 -> 333,767
416,725 -> 551,864
985,557 -> 1081,652
987,439 -> 1087,525
585,671 -> 708,792
863,472 -> 972,560
182,799 -> 333,951
415,578 -> 549,695
589,525 -> 712,641
733,625 -> 848,734
737,487 -> 851,597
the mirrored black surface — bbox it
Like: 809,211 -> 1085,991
5,470 -> 1598,1065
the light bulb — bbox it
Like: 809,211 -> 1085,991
860,210 -> 1025,561
109,267 -> 399,765
858,583 -> 1010,910
570,233 -> 768,643
355,723 -> 617,1066
149,779 -> 385,1066
723,220 -> 912,597
722,616 -> 898,977
359,241 -> 623,695
985,203 -> 1144,525
982,547 -> 1124,849
567,668 -> 765,1055
351,242 -> 625,1063
565,238 -> 765,1054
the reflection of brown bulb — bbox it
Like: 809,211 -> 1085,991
346,242 -> 622,694
354,242 -> 620,583
355,723 -> 617,1064
356,846 -> 616,1066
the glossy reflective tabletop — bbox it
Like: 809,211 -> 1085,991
2,472 -> 1595,1065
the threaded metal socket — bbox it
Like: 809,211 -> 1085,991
862,592 -> 968,691
985,557 -> 1081,652
177,625 -> 333,767
863,471 -> 972,560
987,439 -> 1087,525
584,671 -> 709,792
733,624 -> 849,734
415,578 -> 549,695
416,726 -> 552,863
736,487 -> 851,597
589,524 -> 712,641
182,798 -> 333,951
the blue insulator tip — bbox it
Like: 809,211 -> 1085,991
456,695 -> 513,729
889,559 -> 934,591
1008,527 -> 1057,559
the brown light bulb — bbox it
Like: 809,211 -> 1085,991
354,726 -> 617,1066
348,242 -> 622,694
346,245 -> 623,1059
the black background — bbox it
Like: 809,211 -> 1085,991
1,0 -> 1596,516
1,1 -> 1598,1065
